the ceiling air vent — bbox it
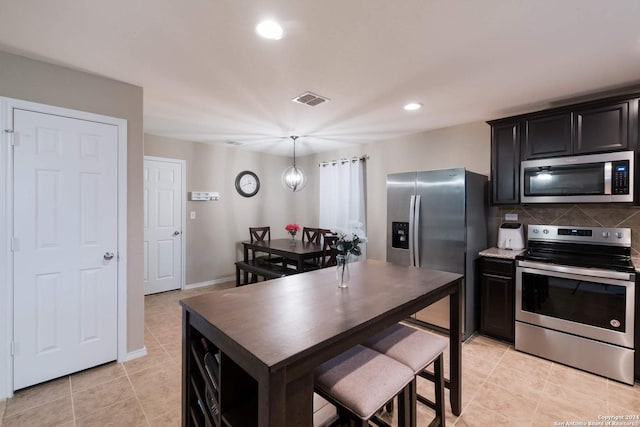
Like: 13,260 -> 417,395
292,91 -> 330,107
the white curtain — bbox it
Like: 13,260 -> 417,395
318,158 -> 366,258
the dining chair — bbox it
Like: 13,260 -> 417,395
249,226 -> 270,243
302,227 -> 332,244
297,230 -> 337,271
248,227 -> 283,281
321,235 -> 339,268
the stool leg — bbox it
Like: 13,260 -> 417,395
408,378 -> 417,427
235,265 -> 240,286
434,354 -> 445,427
397,382 -> 413,427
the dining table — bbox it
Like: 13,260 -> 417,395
242,238 -> 324,271
181,259 -> 463,427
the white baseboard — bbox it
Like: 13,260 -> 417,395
125,346 -> 147,362
184,276 -> 234,290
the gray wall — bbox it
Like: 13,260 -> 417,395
145,123 -> 491,285
295,121 -> 492,261
0,50 -> 145,353
144,134 -> 298,284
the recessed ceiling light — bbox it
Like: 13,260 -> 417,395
403,102 -> 422,111
256,20 -> 283,40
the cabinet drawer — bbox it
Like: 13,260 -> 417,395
481,257 -> 514,277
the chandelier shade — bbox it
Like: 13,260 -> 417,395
281,136 -> 306,192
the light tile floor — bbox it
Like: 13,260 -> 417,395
1,282 -> 639,426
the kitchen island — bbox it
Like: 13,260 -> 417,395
180,259 -> 463,426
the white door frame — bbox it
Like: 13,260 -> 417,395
144,155 -> 186,291
0,97 -> 128,399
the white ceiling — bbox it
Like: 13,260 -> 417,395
0,0 -> 639,156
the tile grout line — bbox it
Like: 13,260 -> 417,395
575,206 -> 604,227
613,208 -> 640,228
2,381 -> 72,421
450,341 -> 510,426
68,376 -> 77,427
123,364 -> 152,426
529,357 -> 553,426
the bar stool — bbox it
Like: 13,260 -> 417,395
363,323 -> 448,427
314,345 -> 415,427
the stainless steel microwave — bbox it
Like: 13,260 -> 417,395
521,151 -> 634,203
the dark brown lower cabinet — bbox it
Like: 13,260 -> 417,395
480,257 -> 515,343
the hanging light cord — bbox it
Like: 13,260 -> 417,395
291,135 -> 298,166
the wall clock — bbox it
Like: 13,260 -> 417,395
235,170 -> 260,197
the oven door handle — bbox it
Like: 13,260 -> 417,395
517,260 -> 635,282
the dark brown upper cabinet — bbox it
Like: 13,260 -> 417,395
488,92 -> 639,206
574,101 -> 629,154
491,122 -> 520,205
523,112 -> 572,159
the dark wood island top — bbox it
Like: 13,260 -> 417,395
181,259 -> 463,427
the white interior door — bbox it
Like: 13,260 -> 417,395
143,158 -> 183,295
13,109 -> 118,390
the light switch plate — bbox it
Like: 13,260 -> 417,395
190,211 -> 196,220
505,213 -> 518,221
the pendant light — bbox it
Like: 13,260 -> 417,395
281,135 -> 307,192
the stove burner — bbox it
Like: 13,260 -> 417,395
519,225 -> 634,273
519,250 -> 635,273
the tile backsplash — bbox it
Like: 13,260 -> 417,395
494,204 -> 640,255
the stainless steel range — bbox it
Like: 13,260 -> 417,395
515,225 -> 635,384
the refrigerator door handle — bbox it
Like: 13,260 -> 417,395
413,195 -> 421,267
409,194 -> 416,267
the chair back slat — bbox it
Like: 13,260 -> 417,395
303,227 -> 332,244
250,226 -> 270,243
302,227 -> 319,244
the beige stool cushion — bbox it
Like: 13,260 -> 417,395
314,345 -> 413,420
363,323 -> 448,374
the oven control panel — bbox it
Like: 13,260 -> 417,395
528,225 -> 631,246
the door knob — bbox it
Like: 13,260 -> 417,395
104,252 -> 115,260
173,231 -> 181,236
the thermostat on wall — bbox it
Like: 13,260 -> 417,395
190,191 -> 220,201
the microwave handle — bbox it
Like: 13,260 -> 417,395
604,161 -> 612,195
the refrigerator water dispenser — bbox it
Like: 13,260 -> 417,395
392,222 -> 410,249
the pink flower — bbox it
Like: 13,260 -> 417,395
285,223 -> 300,236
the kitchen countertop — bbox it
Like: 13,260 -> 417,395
632,257 -> 640,274
479,247 -> 526,260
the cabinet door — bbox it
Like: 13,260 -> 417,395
480,272 -> 514,343
491,123 -> 520,205
523,113 -> 572,159
574,101 -> 629,154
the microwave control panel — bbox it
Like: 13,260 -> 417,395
612,160 -> 630,194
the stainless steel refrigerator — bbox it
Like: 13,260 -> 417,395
386,168 -> 487,340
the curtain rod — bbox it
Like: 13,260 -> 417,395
318,155 -> 369,167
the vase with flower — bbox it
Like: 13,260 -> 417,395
331,225 -> 367,288
285,223 -> 300,244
